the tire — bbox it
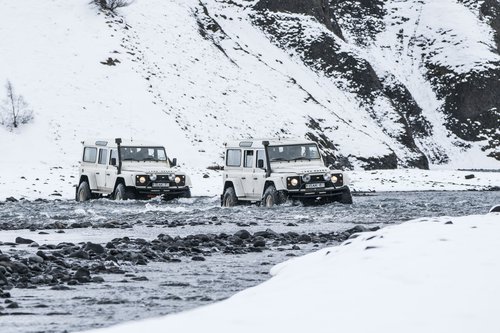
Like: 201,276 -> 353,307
76,181 -> 91,202
339,187 -> 353,204
222,187 -> 237,207
262,185 -> 281,207
114,183 -> 135,200
181,188 -> 192,198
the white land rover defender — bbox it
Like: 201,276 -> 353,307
76,138 -> 192,201
221,139 -> 352,207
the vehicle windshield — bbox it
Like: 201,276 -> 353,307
120,146 -> 167,162
267,144 -> 321,162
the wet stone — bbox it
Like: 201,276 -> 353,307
234,230 -> 251,239
15,237 -> 35,245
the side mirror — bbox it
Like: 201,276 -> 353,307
257,159 -> 264,169
110,158 -> 117,166
171,158 -> 177,167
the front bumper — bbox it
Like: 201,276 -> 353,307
286,185 -> 349,199
135,185 -> 190,197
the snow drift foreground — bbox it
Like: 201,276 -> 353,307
84,212 -> 500,333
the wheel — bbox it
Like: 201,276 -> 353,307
222,187 -> 237,207
181,188 -> 192,198
114,183 -> 135,200
339,187 -> 353,204
262,185 -> 281,207
76,181 -> 91,202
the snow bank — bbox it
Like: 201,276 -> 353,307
83,211 -> 500,333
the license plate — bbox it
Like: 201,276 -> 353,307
306,183 -> 325,189
152,183 -> 169,188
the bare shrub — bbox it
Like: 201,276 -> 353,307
0,80 -> 34,130
94,0 -> 134,11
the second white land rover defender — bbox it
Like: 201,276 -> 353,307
76,138 -> 192,201
221,139 -> 352,207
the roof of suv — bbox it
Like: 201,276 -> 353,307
82,138 -> 164,148
225,138 -> 316,149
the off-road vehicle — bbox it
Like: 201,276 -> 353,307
221,139 -> 352,207
76,138 -> 191,201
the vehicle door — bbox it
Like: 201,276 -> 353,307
82,147 -> 99,190
96,148 -> 108,190
252,149 -> 267,197
225,148 -> 245,197
242,150 -> 255,197
105,149 -> 119,191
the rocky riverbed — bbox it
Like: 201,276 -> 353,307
0,191 -> 498,333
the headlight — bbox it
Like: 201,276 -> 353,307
175,176 -> 181,184
302,174 -> 311,183
331,175 -> 338,183
139,176 -> 147,184
290,178 -> 299,186
150,174 -> 157,181
323,173 -> 331,181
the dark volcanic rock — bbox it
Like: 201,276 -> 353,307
84,242 -> 106,255
234,230 -> 251,240
15,237 -> 35,245
73,268 -> 91,283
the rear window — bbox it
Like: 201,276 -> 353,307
83,147 -> 97,163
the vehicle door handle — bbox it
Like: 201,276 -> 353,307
106,173 -> 110,176
241,177 -> 246,180
96,172 -> 100,175
253,178 -> 258,180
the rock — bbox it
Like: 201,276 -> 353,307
253,237 -> 266,248
298,234 -> 312,242
191,256 -> 206,261
465,174 -> 475,179
234,230 -> 251,240
346,225 -> 367,234
73,268 -> 91,283
10,261 -> 29,274
84,242 -> 105,255
92,276 -> 105,283
28,255 -> 44,264
0,292 -> 11,298
69,250 -> 89,260
203,174 -> 209,178
5,197 -> 18,202
6,302 -> 19,309
15,237 -> 35,244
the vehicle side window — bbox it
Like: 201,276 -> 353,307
226,149 -> 241,167
98,149 -> 108,165
256,150 -> 266,167
244,150 -> 254,168
83,147 -> 97,163
109,149 -> 118,164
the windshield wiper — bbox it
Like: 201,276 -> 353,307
270,157 -> 289,161
142,157 -> 157,161
122,158 -> 138,161
291,157 -> 311,161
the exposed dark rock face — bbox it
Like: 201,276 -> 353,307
252,0 -> 429,169
254,0 -> 344,39
249,0 -> 499,166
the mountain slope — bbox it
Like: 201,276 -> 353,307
0,0 -> 498,199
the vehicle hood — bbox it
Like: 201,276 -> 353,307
121,163 -> 177,174
271,165 -> 331,175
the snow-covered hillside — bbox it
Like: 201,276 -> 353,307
0,0 -> 498,199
